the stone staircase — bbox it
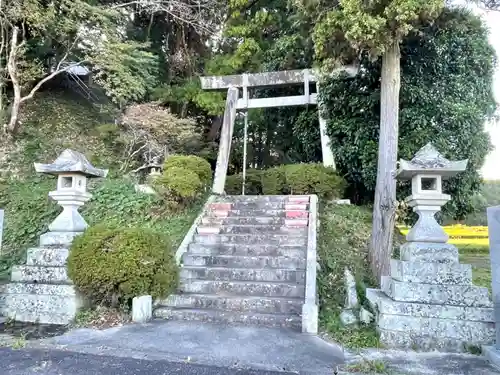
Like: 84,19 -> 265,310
155,195 -> 317,331
0,236 -> 79,325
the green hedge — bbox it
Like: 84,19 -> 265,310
225,164 -> 346,199
68,225 -> 178,309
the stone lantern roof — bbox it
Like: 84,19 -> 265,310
34,149 -> 108,178
396,143 -> 468,180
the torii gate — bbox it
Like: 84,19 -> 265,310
200,66 -> 358,195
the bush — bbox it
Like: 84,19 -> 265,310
68,225 -> 178,308
225,170 -> 263,195
164,155 -> 212,187
261,163 -> 346,199
261,166 -> 287,195
154,166 -> 202,204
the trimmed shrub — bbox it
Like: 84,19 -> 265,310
225,170 -> 263,195
154,167 -> 202,204
164,155 -> 212,187
68,225 -> 178,308
262,163 -> 346,199
261,166 -> 287,195
285,163 -> 346,199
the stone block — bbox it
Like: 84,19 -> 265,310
180,279 -> 304,297
359,307 -> 374,324
194,234 -> 307,246
381,277 -> 492,307
399,242 -> 459,263
39,231 -> 82,247
390,259 -> 472,285
10,265 -> 70,284
180,267 -> 305,283
377,313 -> 495,342
340,309 -> 358,325
483,346 -> 500,370
154,307 -> 301,329
285,211 -> 308,219
132,295 -> 152,323
301,303 -> 318,333
379,328 -> 493,352
182,254 -> 305,269
196,226 -> 221,235
209,203 -> 232,211
285,204 -> 308,211
284,219 -> 308,227
366,289 -> 494,322
0,293 -> 80,324
162,294 -> 302,315
187,243 -> 305,258
288,196 -> 310,204
26,247 -> 69,267
217,225 -> 305,234
2,283 -> 76,296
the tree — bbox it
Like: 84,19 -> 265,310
0,0 -> 159,136
318,8 -> 496,219
294,0 -> 444,282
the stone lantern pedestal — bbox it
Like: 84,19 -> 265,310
0,150 -> 107,324
367,144 -> 494,351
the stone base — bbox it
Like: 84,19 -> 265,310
483,346 -> 500,370
367,289 -> 495,351
39,231 -> 82,247
0,234 -> 81,325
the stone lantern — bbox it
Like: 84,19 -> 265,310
34,149 -> 108,245
397,143 -> 468,244
366,143 -> 495,351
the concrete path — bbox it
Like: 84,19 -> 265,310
31,320 -> 344,375
0,347 -> 295,375
342,348 -> 500,375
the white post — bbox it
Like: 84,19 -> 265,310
316,83 -> 336,169
242,74 -> 249,196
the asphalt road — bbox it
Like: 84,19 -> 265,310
0,347 -> 298,375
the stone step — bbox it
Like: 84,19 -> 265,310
0,293 -> 78,324
377,313 -> 495,342
1,283 -> 76,296
221,201 -> 288,210
209,209 -> 307,218
399,242 -> 459,264
183,254 -> 305,269
216,195 -> 310,203
180,280 -> 304,298
160,294 -> 303,314
187,243 -> 306,258
201,216 -> 286,225
154,307 -> 301,329
366,289 -> 494,322
26,248 -> 69,267
180,267 -> 305,283
381,277 -> 492,307
194,234 -> 307,246
10,265 -> 70,284
198,225 -> 308,235
390,259 -> 472,285
378,327 -> 494,352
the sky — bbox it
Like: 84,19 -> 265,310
472,6 -> 500,179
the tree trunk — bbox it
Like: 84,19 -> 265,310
369,41 -> 401,284
6,26 -> 21,135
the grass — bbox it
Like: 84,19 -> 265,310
318,203 -> 380,349
344,359 -> 389,374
